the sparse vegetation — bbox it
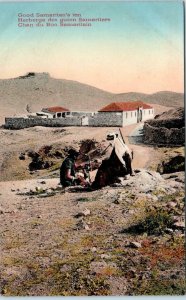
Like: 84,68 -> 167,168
123,206 -> 174,235
77,197 -> 97,202
132,278 -> 185,295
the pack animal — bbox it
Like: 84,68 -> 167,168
92,134 -> 134,189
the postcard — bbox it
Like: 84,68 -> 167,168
0,0 -> 185,296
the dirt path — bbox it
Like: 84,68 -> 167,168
120,124 -> 156,169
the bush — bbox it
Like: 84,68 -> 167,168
122,207 -> 174,235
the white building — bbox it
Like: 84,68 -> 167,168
99,101 -> 154,126
41,106 -> 70,118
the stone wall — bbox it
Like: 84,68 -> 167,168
4,112 -> 123,129
143,122 -> 185,145
146,118 -> 184,129
89,112 -> 123,127
4,117 -> 81,129
71,112 -> 93,117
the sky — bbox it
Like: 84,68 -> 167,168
0,0 -> 184,93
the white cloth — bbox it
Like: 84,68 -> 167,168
113,136 -> 132,166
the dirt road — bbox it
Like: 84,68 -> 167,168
120,123 -> 157,169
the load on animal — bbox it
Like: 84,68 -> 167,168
60,132 -> 134,189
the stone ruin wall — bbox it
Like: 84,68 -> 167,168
143,120 -> 185,146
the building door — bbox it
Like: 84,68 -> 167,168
137,109 -> 143,123
81,116 -> 89,126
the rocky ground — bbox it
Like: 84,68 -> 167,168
0,125 -> 185,296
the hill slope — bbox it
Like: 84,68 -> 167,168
115,91 -> 184,107
0,72 -> 184,122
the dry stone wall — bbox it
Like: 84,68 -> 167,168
143,122 -> 185,145
146,118 -> 184,129
4,112 -> 123,129
89,112 -> 123,127
4,117 -> 81,129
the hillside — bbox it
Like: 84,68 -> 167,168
116,91 -> 184,108
0,72 -> 184,123
154,107 -> 185,120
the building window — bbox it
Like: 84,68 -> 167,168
66,112 -> 70,115
135,112 -> 136,117
131,112 -> 132,117
126,112 -> 128,118
144,110 -> 145,115
57,112 -> 61,118
149,110 -> 151,114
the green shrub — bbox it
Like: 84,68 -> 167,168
77,197 -> 96,202
133,278 -> 185,295
122,207 -> 174,235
